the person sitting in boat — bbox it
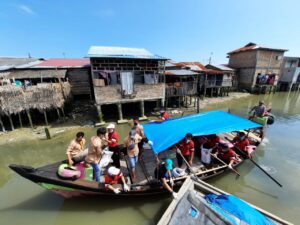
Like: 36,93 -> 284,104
216,142 -> 241,169
66,131 -> 87,166
85,127 -> 107,182
160,109 -> 169,121
124,128 -> 143,182
104,166 -> 130,194
105,123 -> 120,168
154,159 -> 178,199
249,100 -> 267,118
206,134 -> 221,149
176,133 -> 195,167
232,132 -> 254,158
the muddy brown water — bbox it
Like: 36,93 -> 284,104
0,92 -> 300,225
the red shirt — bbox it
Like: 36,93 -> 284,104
161,112 -> 169,120
105,172 -> 123,185
177,140 -> 195,156
233,137 -> 250,151
206,136 -> 220,148
108,131 -> 119,148
219,149 -> 236,161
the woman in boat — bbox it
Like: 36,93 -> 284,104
85,128 -> 107,182
106,123 -> 120,168
124,129 -> 143,182
66,131 -> 87,166
232,131 -> 253,158
104,166 -> 130,194
154,159 -> 178,199
216,142 -> 241,169
176,133 -> 195,167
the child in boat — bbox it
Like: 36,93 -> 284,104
104,166 -> 130,194
154,159 -> 178,199
85,128 -> 107,182
66,131 -> 87,165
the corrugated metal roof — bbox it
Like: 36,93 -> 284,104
176,61 -> 222,74
0,57 -> 43,71
207,64 -> 234,71
33,58 -> 90,68
87,46 -> 167,60
228,42 -> 287,54
165,69 -> 199,76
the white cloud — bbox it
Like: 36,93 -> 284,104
17,4 -> 35,15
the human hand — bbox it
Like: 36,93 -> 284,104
113,188 -> 121,194
123,184 -> 130,192
148,140 -> 153,146
172,192 -> 178,199
69,159 -> 74,166
170,178 -> 174,187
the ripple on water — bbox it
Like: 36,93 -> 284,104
259,165 -> 277,174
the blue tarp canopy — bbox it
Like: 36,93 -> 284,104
205,194 -> 275,225
143,110 -> 261,154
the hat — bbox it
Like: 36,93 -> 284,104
165,159 -> 173,170
108,166 -> 120,176
107,123 -> 115,129
219,142 -> 229,149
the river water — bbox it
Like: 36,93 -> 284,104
0,92 -> 300,225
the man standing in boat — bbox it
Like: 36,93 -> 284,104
124,128 -> 143,182
66,131 -> 87,166
176,133 -> 195,167
106,124 -> 120,168
85,128 -> 107,182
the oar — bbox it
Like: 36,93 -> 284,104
209,152 -> 240,176
225,137 -> 282,188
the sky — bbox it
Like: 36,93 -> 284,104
0,0 -> 299,64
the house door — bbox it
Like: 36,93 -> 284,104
121,72 -> 134,95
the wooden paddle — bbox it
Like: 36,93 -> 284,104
225,137 -> 283,188
209,152 -> 241,176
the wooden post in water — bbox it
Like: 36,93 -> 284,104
56,108 -> 61,119
140,100 -> 145,119
8,114 -> 14,131
61,107 -> 66,121
45,127 -> 51,139
18,112 -> 23,128
197,96 -> 200,113
26,109 -> 34,129
0,115 -> 6,132
117,103 -> 123,120
96,105 -> 104,123
43,110 -> 49,126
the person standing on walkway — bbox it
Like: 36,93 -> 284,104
106,123 -> 120,168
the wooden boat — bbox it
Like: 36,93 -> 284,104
9,110 -> 263,198
158,177 -> 293,225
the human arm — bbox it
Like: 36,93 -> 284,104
189,150 -> 194,166
161,178 -> 173,193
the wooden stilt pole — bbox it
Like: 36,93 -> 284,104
117,103 -> 123,121
56,108 -> 61,119
96,105 -> 104,123
26,109 -> 34,129
140,101 -> 145,118
61,107 -> 66,121
18,112 -> 23,128
43,110 -> 49,126
0,115 -> 6,132
8,114 -> 14,131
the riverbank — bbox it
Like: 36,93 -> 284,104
0,92 -> 251,145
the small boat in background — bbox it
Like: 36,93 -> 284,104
158,177 -> 292,225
